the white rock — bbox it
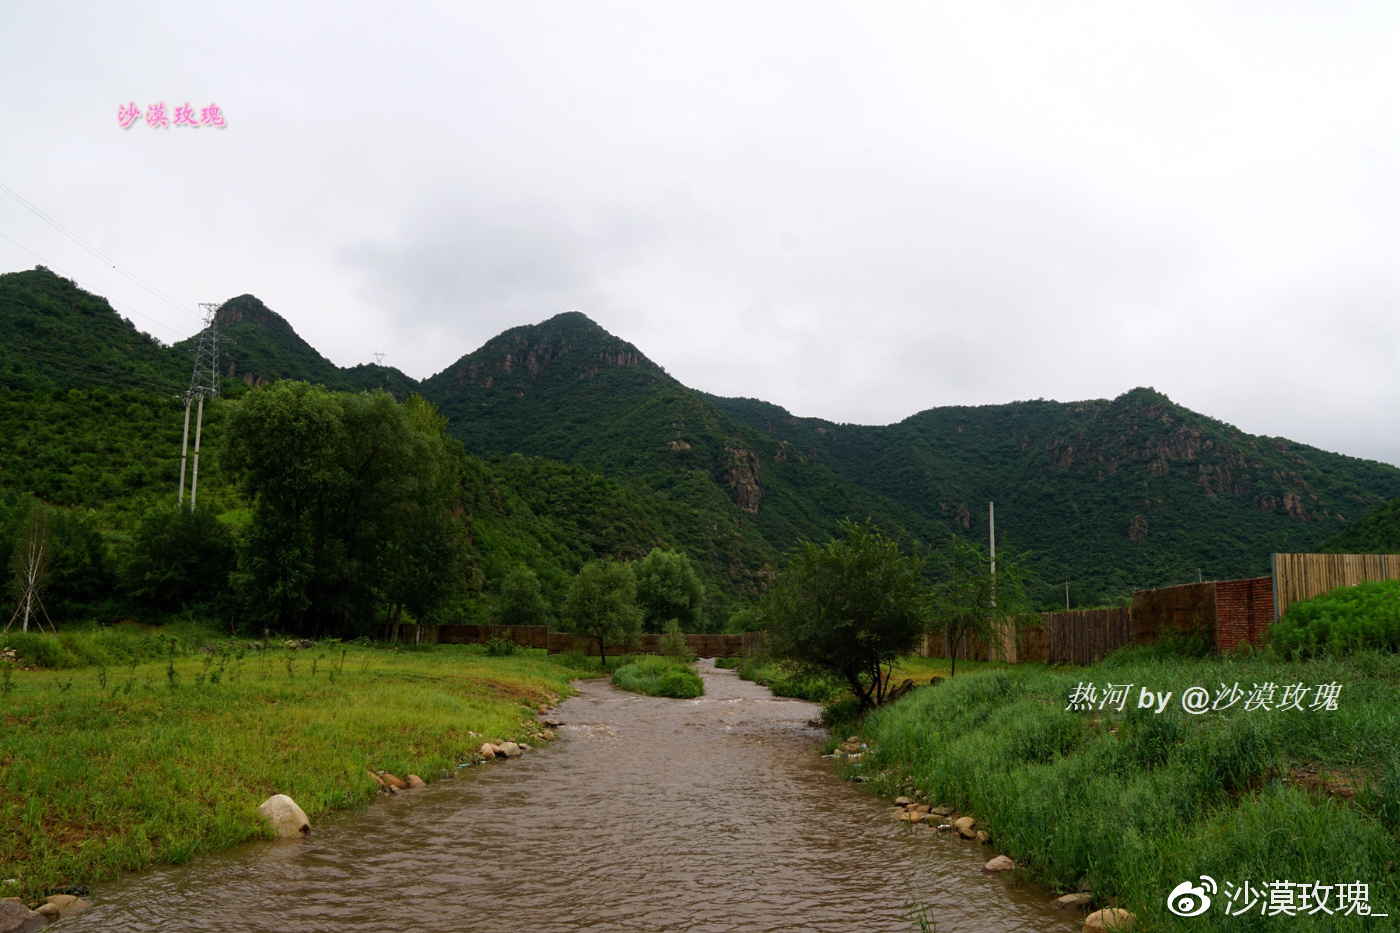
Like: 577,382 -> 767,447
983,855 -> 1015,872
499,742 -> 522,758
257,794 -> 311,838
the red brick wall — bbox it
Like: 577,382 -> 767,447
1214,577 -> 1274,651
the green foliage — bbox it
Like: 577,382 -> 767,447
1271,579 -> 1400,659
635,548 -> 707,632
735,656 -> 843,703
928,537 -> 1038,676
484,636 -> 517,657
860,651 -> 1400,933
1318,496 -> 1400,553
490,565 -> 550,627
659,619 -> 694,660
122,504 -> 236,611
222,383 -> 465,636
560,559 -> 643,666
763,522 -> 927,709
610,654 -> 704,698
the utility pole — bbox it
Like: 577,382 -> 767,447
988,500 -> 996,608
1065,581 -> 1070,611
178,302 -> 222,508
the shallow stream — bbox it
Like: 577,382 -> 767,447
65,660 -> 1079,932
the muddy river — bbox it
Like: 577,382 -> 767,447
66,660 -> 1079,932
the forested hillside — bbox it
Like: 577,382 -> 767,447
705,390 -> 1400,600
3,263 -> 1398,617
1318,497 -> 1400,553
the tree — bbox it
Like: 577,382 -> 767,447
222,382 -> 464,637
634,548 -> 706,632
560,559 -> 642,669
491,565 -> 550,627
928,537 -> 1038,677
123,503 -> 236,611
764,521 -> 927,710
6,507 -> 53,633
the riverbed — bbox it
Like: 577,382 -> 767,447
64,660 -> 1079,932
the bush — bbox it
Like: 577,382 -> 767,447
1271,579 -> 1400,659
610,655 -> 704,698
713,656 -> 742,669
485,636 -> 517,657
660,619 -> 694,661
736,656 -> 843,703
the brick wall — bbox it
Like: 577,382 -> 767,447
1214,576 -> 1274,651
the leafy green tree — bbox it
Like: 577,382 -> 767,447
123,503 -> 236,611
560,559 -> 642,668
222,382 -> 464,637
634,547 -> 707,633
660,619 -> 694,660
764,521 -> 927,710
928,537 -> 1038,677
491,565 -> 550,627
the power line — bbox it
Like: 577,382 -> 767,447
0,179 -> 202,323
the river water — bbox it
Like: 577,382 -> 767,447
66,661 -> 1079,932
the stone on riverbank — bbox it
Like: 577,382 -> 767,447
366,770 -> 384,787
481,742 -> 498,758
983,855 -> 1015,873
952,816 -> 976,838
929,806 -> 951,816
1084,907 -> 1135,931
406,775 -> 426,789
975,830 -> 990,844
257,794 -> 311,837
0,900 -> 45,933
1054,893 -> 1093,910
499,742 -> 522,758
381,773 -> 407,790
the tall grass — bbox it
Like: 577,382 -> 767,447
858,650 -> 1400,932
610,655 -> 704,698
0,640 -> 594,903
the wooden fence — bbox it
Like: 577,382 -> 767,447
1041,608 -> 1133,666
1272,553 -> 1400,620
1131,582 -> 1216,645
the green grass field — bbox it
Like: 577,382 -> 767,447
0,637 -> 596,904
852,649 -> 1400,932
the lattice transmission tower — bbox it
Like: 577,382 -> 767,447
178,302 -> 223,508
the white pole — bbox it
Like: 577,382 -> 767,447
989,501 -> 996,608
190,394 -> 205,508
178,397 -> 191,505
1065,582 -> 1070,610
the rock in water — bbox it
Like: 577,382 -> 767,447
499,742 -> 522,758
1054,893 -> 1093,910
894,796 -> 912,806
380,773 -> 407,790
952,816 -> 977,838
975,830 -> 990,844
41,894 -> 90,918
1084,907 -> 1135,931
406,774 -> 427,789
983,855 -> 1015,873
480,742 -> 498,758
0,901 -> 45,933
257,794 -> 311,838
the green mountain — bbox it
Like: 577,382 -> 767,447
418,312 -> 945,589
0,267 -> 186,395
5,263 -> 1399,610
704,389 -> 1400,599
172,294 -> 419,399
1318,497 -> 1400,553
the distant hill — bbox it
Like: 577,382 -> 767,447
417,312 -> 945,584
1317,498 -> 1400,554
705,389 -> 1400,599
0,267 -> 186,395
5,264 -> 1399,607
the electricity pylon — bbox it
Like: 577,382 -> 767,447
178,302 -> 222,508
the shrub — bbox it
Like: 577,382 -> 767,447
660,619 -> 694,661
485,636 -> 517,657
610,655 -> 704,698
1271,579 -> 1400,659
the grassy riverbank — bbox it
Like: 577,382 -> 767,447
0,635 -> 595,903
853,649 -> 1400,932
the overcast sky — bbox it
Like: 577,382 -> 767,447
3,2 -> 1397,465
